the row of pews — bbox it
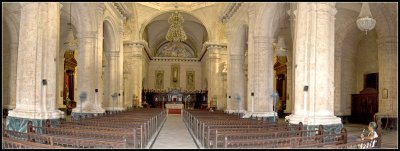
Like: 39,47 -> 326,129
182,109 -> 380,149
2,108 -> 166,149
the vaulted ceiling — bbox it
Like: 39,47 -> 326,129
143,12 -> 208,57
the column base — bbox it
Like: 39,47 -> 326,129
71,106 -> 105,114
104,107 -> 126,111
6,116 -> 61,132
242,111 -> 278,122
224,109 -> 246,114
8,109 -> 64,119
285,114 -> 343,134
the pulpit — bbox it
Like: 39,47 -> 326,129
165,103 -> 184,115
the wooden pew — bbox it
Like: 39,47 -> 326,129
4,129 -> 126,148
2,137 -> 65,149
222,129 -> 346,148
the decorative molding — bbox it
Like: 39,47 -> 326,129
113,2 -> 132,20
124,40 -> 152,60
199,41 -> 227,61
152,57 -> 199,62
220,3 -> 243,23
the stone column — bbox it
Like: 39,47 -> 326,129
123,44 -> 133,108
285,3 -> 342,134
117,30 -> 124,111
7,42 -> 19,109
103,51 -> 124,111
375,36 -> 398,121
132,43 -> 144,107
207,45 -> 222,109
7,3 -> 64,132
71,30 -> 105,118
246,36 -> 276,121
227,53 -> 245,113
123,42 -> 144,108
285,7 -> 296,114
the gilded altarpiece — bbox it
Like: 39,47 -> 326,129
186,71 -> 195,90
63,51 -> 77,115
171,64 -> 180,88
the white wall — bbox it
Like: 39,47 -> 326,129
147,60 -> 203,90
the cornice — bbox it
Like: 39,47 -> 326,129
220,3 -> 243,23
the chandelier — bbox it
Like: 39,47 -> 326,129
64,3 -> 78,51
165,11 -> 187,42
356,3 -> 376,35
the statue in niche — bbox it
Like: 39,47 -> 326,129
187,71 -> 195,90
173,67 -> 178,82
155,71 -> 164,89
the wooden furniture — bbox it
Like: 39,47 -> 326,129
350,88 -> 378,124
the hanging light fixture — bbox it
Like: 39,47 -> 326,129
64,3 -> 78,51
165,8 -> 187,42
356,2 -> 376,35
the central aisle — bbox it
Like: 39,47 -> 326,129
151,114 -> 198,149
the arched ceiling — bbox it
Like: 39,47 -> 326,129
144,12 -> 208,57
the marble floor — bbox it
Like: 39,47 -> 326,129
150,114 -> 198,149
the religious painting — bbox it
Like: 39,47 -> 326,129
155,70 -> 164,89
186,71 -> 195,90
171,64 -> 180,88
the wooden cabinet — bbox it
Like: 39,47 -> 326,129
350,88 -> 378,124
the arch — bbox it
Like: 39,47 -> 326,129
253,3 -> 284,38
3,14 -> 19,45
103,20 -> 116,52
139,10 -> 210,42
371,4 -> 397,39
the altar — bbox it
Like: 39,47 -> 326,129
165,103 -> 184,115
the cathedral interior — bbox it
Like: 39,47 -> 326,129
2,2 -> 398,149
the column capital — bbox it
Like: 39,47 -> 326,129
124,41 -> 145,49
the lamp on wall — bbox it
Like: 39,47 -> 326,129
356,3 -> 376,35
64,3 -> 78,51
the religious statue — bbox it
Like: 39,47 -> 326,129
173,67 -> 178,82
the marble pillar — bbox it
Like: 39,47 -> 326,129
6,42 -> 19,109
123,42 -> 144,108
244,36 -> 276,120
285,3 -> 342,134
207,45 -> 223,110
285,7 -> 296,114
375,36 -> 398,117
227,53 -> 246,113
103,51 -> 124,111
72,31 -> 105,117
132,43 -> 144,107
7,3 -> 64,132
